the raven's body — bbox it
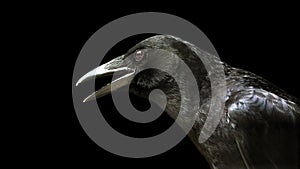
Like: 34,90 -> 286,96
77,35 -> 299,169
189,64 -> 300,169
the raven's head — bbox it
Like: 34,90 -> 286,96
76,35 -> 209,106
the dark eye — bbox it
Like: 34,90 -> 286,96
134,50 -> 144,62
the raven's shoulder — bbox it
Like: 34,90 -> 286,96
227,87 -> 299,125
225,66 -> 300,105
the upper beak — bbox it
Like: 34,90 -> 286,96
76,55 -> 135,102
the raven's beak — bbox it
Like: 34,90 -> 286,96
76,55 -> 135,102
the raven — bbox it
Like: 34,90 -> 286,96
76,35 -> 299,169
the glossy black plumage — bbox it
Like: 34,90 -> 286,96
77,35 -> 300,169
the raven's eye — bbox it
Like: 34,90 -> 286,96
134,50 -> 144,62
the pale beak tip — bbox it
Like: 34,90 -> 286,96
76,77 -> 85,86
83,97 -> 89,103
83,94 -> 94,103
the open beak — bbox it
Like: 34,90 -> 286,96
76,55 -> 135,102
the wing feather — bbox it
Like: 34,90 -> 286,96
228,88 -> 299,169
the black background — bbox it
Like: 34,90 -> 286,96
14,2 -> 299,168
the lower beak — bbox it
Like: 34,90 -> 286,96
76,55 -> 135,102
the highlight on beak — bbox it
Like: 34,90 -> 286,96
76,55 -> 135,102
